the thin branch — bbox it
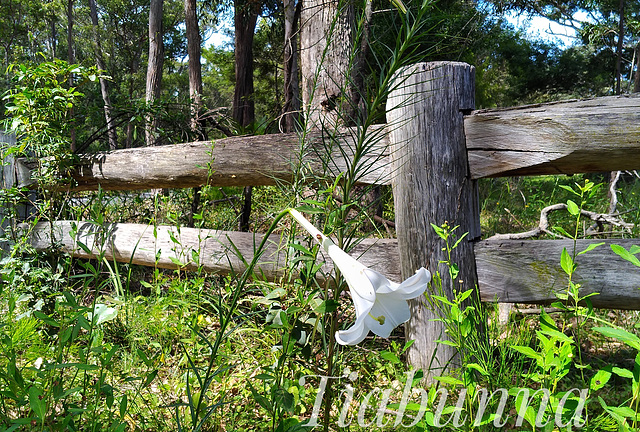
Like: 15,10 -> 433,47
487,203 -> 634,240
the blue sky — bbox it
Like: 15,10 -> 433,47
206,8 -> 587,50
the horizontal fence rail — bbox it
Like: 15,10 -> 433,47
65,127 -> 391,191
465,94 -> 640,178
30,221 -> 640,310
8,94 -> 638,191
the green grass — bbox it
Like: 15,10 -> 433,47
1,175 -> 640,431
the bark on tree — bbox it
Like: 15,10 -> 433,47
184,0 -> 205,227
89,0 -> 118,150
283,0 -> 301,132
634,44 -> 640,93
616,0 -> 625,95
146,0 -> 164,146
300,0 -> 355,127
233,0 -> 259,128
67,0 -> 76,152
185,0 -> 204,138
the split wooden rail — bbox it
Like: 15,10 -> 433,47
3,61 -> 640,374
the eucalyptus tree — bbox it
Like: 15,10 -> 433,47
89,0 -> 118,149
145,0 -> 164,146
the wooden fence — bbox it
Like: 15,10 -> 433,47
3,61 -> 640,373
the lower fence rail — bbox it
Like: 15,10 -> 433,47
29,220 -> 640,310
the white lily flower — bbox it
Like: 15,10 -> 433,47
288,209 -> 430,345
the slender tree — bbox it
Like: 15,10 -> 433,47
146,0 -> 164,146
282,0 -> 301,132
67,0 -> 76,151
616,0 -> 625,95
89,0 -> 118,150
233,0 -> 260,127
185,0 -> 204,137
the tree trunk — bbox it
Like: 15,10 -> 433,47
184,0 -> 205,227
283,0 -> 301,132
233,0 -> 259,128
299,0 -> 354,127
616,0 -> 625,95
89,0 -> 118,150
634,44 -> 640,92
67,0 -> 76,152
146,0 -> 164,146
185,0 -> 204,138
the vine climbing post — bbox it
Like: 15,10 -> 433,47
387,62 -> 481,378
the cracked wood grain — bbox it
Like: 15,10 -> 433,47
465,94 -> 640,178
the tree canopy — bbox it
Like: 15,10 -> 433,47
0,0 -> 630,151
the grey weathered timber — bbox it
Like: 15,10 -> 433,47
387,62 -> 479,377
67,127 -> 390,191
1,131 -> 16,251
29,221 -> 640,310
476,239 -> 640,309
11,94 -> 640,192
465,94 -> 640,178
29,220 -> 401,283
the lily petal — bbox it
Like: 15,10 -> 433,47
367,294 -> 412,338
370,267 -> 430,299
335,312 -> 372,345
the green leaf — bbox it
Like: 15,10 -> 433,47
33,311 -> 60,328
611,244 -> 640,267
142,370 -> 158,388
612,367 -> 634,379
313,299 -> 339,314
433,375 -> 464,386
554,226 -> 572,238
511,345 -> 542,361
380,351 -> 400,364
590,368 -> 612,391
29,386 -> 46,420
558,184 -> 579,196
248,381 -> 272,415
539,329 -> 574,344
466,363 -> 489,376
272,387 -> 295,414
452,232 -> 469,250
169,257 -> 184,267
593,327 -> 640,351
254,373 -> 275,381
577,242 -> 604,256
560,248 -> 575,275
566,199 -> 580,216
295,204 -> 324,214
119,395 -> 128,419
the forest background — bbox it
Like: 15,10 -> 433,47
0,0 -> 632,153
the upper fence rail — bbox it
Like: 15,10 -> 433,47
9,93 -> 640,191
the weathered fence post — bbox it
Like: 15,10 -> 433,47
1,131 -> 17,252
0,131 -> 35,253
387,62 -> 480,376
